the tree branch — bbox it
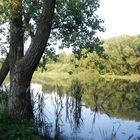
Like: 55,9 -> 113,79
0,54 -> 9,85
18,0 -> 56,78
0,0 -> 55,85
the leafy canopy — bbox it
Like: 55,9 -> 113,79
0,0 -> 104,56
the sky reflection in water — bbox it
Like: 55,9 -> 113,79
31,80 -> 140,140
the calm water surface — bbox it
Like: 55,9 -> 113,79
31,79 -> 140,140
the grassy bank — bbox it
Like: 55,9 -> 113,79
32,71 -> 71,87
32,64 -> 140,84
0,114 -> 40,140
0,90 -> 41,140
1,63 -> 140,86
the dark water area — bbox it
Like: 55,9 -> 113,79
31,79 -> 140,140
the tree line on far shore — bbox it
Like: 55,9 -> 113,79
39,35 -> 140,75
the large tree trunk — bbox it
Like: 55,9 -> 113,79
9,63 -> 33,120
9,0 -> 55,120
8,0 -> 25,119
9,0 -> 24,87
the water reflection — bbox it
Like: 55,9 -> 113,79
53,87 -> 63,139
68,80 -> 84,131
32,79 -> 140,140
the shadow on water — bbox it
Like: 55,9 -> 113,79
31,79 -> 140,140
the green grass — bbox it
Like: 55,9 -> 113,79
32,71 -> 71,87
32,64 -> 100,86
32,64 -> 140,87
33,63 -> 140,86
101,73 -> 140,82
0,90 -> 41,140
0,114 -> 40,140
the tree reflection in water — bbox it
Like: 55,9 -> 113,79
52,81 -> 84,138
53,85 -> 64,139
66,80 -> 84,131
31,79 -> 140,139
31,85 -> 52,137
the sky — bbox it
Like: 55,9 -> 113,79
97,0 -> 140,39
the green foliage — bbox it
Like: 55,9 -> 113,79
0,0 -> 104,47
104,35 -> 140,75
74,40 -> 105,59
51,0 -> 104,49
38,48 -> 58,72
0,0 -> 104,69
53,35 -> 140,75
0,0 -> 10,21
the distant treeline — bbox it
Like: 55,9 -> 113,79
49,35 -> 140,75
0,35 -> 140,75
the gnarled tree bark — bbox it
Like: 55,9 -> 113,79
9,0 -> 55,120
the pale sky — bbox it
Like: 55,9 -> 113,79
97,0 -> 140,39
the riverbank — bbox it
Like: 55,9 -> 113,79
33,71 -> 140,83
2,70 -> 140,86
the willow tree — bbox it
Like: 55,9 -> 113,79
0,0 -> 104,119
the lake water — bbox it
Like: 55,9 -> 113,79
31,79 -> 140,140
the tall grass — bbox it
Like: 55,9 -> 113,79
0,87 -> 41,140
